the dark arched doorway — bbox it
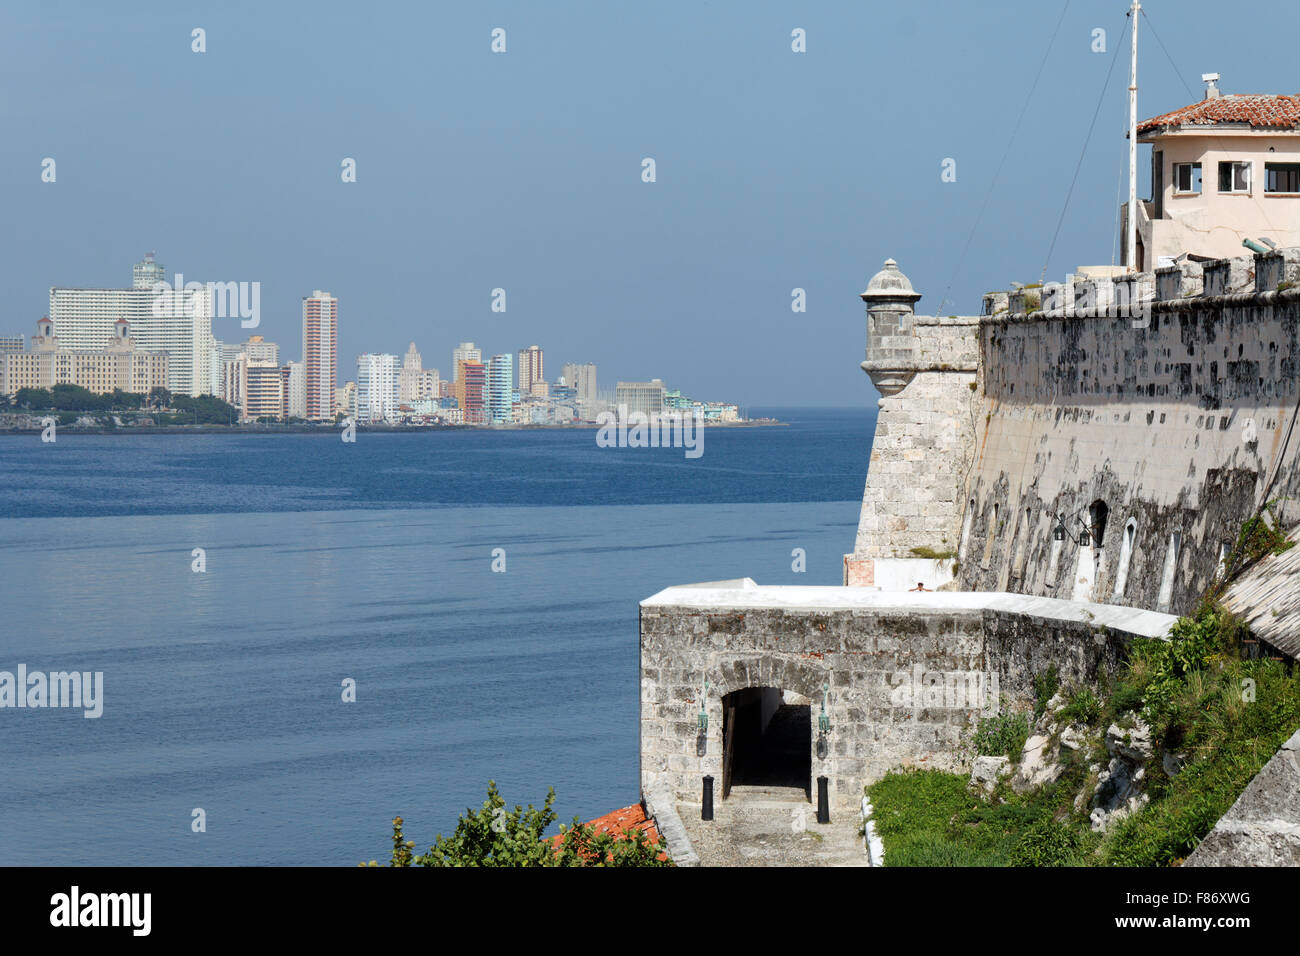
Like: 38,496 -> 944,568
721,687 -> 812,800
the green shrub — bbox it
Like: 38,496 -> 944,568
1107,681 -> 1144,718
868,589 -> 1300,869
1059,686 -> 1102,725
363,781 -> 671,867
1104,659 -> 1300,866
1033,665 -> 1061,720
973,710 -> 1031,760
1008,817 -> 1087,867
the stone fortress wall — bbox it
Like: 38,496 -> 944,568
639,249 -> 1300,843
848,248 -> 1300,621
640,582 -> 1173,813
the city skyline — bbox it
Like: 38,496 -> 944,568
8,3 -> 1294,406
5,253 -> 749,421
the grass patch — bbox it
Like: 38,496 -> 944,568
909,546 -> 957,560
1034,665 -> 1061,720
867,768 -> 1095,867
1059,685 -> 1102,726
973,710 -> 1031,760
867,594 -> 1300,867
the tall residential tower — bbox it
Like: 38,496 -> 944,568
302,291 -> 338,420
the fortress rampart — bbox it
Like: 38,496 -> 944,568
848,248 -> 1300,618
639,582 -> 1172,813
638,249 -> 1298,837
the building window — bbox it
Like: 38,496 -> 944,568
1173,162 -> 1201,194
1089,500 -> 1109,547
1265,163 -> 1300,194
1218,161 -> 1251,194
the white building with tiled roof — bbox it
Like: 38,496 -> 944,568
1128,78 -> 1300,267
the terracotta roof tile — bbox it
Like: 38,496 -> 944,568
1138,94 -> 1300,134
547,803 -> 668,861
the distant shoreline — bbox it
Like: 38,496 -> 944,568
0,418 -> 786,436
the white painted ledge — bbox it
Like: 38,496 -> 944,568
641,584 -> 1178,640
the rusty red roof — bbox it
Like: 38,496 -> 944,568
1138,94 -> 1300,134
547,803 -> 667,861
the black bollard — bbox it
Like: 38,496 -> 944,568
816,776 -> 830,824
702,776 -> 714,820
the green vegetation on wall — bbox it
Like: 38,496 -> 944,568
869,597 -> 1300,866
362,781 -> 672,868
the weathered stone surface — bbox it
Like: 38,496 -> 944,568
639,585 -> 1173,815
923,255 -> 1300,617
1058,724 -> 1087,752
643,783 -> 699,867
1106,718 -> 1154,763
1222,524 -> 1300,660
1090,757 -> 1149,832
848,262 -> 980,569
1185,729 -> 1300,866
970,755 -> 1011,794
1012,734 -> 1066,793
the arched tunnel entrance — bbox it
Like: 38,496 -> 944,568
721,687 -> 812,800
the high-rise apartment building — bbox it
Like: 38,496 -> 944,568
224,356 -> 284,422
517,345 -> 544,397
455,359 -> 486,424
284,361 -> 306,419
0,335 -> 24,354
357,352 -> 400,423
217,336 -> 279,403
244,360 -> 285,421
486,353 -> 514,424
49,255 -> 213,396
397,342 -> 424,403
452,343 -> 480,382
132,252 -> 166,291
335,381 -> 357,420
302,291 -> 338,420
615,379 -> 667,419
233,335 -> 278,365
562,363 -> 597,405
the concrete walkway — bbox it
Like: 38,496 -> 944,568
678,785 -> 869,867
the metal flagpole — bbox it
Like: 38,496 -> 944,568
1127,0 -> 1141,271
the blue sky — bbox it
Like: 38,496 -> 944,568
2,1 -> 1293,406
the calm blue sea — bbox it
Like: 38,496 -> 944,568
0,407 -> 873,865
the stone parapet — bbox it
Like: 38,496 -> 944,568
639,584 -> 1175,815
1156,260 -> 1204,300
1256,247 -> 1300,293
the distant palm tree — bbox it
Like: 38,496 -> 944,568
147,386 -> 172,411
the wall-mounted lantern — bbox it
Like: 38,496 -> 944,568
816,683 -> 831,760
695,679 -> 708,757
1051,510 -> 1093,547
